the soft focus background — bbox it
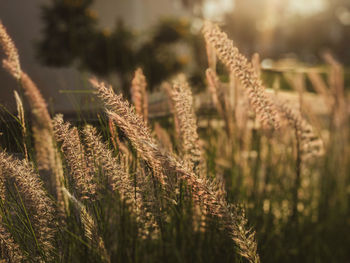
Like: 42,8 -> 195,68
1,0 -> 350,112
0,1 -> 350,263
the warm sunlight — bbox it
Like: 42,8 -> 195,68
0,1 -> 349,262
286,0 -> 328,16
203,0 -> 329,21
203,0 -> 235,20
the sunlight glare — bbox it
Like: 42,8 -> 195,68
202,0 -> 235,21
286,0 -> 328,16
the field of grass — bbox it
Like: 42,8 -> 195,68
0,20 -> 349,263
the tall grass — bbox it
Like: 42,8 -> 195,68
0,19 -> 349,263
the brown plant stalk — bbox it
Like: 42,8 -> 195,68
0,151 -> 56,261
206,68 -> 234,136
202,21 -> 279,130
154,122 -> 173,153
0,214 -> 24,263
53,115 -> 96,200
0,21 -> 20,79
162,81 -> 181,141
170,74 -> 202,171
275,100 -> 323,224
0,21 -> 65,209
131,68 -> 149,123
83,125 -> 159,237
91,78 -> 260,263
13,91 -> 28,162
62,187 -> 110,263
90,78 -> 166,186
276,100 -> 324,160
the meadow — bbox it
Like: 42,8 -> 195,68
0,19 -> 349,263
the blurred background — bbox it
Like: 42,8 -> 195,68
1,2 -> 350,263
0,0 -> 349,113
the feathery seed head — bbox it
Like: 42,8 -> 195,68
202,21 -> 279,130
90,77 -> 166,185
0,151 -> 56,260
131,68 -> 148,123
0,21 -> 21,79
170,74 -> 202,171
53,115 -> 97,200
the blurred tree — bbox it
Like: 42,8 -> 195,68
38,0 -> 97,66
223,0 -> 350,65
179,0 -> 204,11
38,0 -> 350,97
38,0 -> 204,96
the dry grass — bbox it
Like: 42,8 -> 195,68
0,20 -> 349,263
